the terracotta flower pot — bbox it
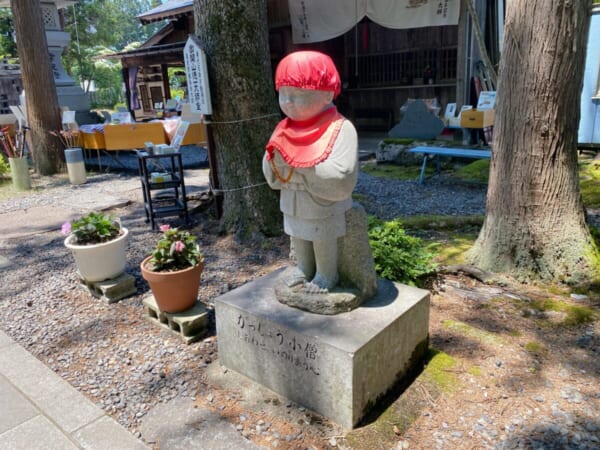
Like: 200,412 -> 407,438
140,256 -> 203,313
64,228 -> 128,282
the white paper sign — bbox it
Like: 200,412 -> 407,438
184,35 -> 213,115
477,91 -> 497,110
171,120 -> 190,152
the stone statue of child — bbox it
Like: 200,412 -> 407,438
263,51 -> 358,294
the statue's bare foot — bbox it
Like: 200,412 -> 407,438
285,268 -> 307,287
303,281 -> 329,294
303,273 -> 337,294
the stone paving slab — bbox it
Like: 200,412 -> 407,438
74,415 -> 149,450
140,396 -> 265,450
0,375 -> 38,434
0,331 -> 149,449
0,415 -> 80,450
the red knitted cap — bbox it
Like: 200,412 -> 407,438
275,51 -> 341,98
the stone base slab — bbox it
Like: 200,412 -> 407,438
215,268 -> 430,429
79,273 -> 137,304
142,295 -> 209,344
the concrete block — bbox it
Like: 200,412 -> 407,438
215,268 -> 430,428
80,272 -> 137,304
143,295 -> 209,344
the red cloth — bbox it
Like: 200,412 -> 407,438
275,51 -> 341,98
266,106 -> 344,168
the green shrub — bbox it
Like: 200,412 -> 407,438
0,155 -> 9,175
368,216 -> 438,286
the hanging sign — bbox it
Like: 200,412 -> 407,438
184,35 -> 213,115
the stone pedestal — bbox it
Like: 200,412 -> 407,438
215,268 -> 430,429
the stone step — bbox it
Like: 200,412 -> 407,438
142,295 -> 209,344
79,273 -> 137,304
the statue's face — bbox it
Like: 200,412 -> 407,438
279,86 -> 333,121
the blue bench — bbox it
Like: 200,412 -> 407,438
408,146 -> 492,184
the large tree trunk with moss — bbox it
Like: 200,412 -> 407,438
10,0 -> 64,175
468,0 -> 599,285
193,0 -> 281,236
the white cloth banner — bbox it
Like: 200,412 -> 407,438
289,0 -> 460,44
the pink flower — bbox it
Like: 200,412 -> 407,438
159,224 -> 170,232
174,240 -> 185,252
61,221 -> 71,235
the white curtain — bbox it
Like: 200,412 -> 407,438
289,0 -> 461,44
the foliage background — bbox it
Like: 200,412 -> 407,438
0,0 -> 165,108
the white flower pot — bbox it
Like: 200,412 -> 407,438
64,228 -> 128,282
64,147 -> 87,185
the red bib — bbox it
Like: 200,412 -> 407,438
266,106 -> 344,168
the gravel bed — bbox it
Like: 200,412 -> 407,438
1,168 -> 598,448
355,171 -> 487,219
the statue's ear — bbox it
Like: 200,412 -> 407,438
324,91 -> 334,103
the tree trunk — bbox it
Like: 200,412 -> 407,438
194,0 -> 282,237
11,0 -> 64,175
468,0 -> 599,285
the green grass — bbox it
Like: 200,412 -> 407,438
524,341 -> 547,355
443,320 -> 506,345
379,138 -> 415,146
422,349 -> 459,392
395,214 -> 484,230
433,234 -> 476,265
517,298 -> 598,327
362,162 -> 433,180
579,158 -> 600,209
467,365 -> 482,376
454,159 -> 490,183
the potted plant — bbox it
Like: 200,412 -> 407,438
63,211 -> 129,282
140,225 -> 204,313
1,125 -> 30,191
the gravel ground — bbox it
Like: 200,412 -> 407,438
1,167 -> 598,449
355,171 -> 487,219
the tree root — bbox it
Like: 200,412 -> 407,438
437,264 -> 498,284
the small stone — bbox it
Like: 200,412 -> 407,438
534,395 -> 544,402
495,360 -> 502,367
236,424 -> 243,431
570,293 -> 588,301
272,440 -> 279,448
576,335 -> 592,348
329,437 -> 337,446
